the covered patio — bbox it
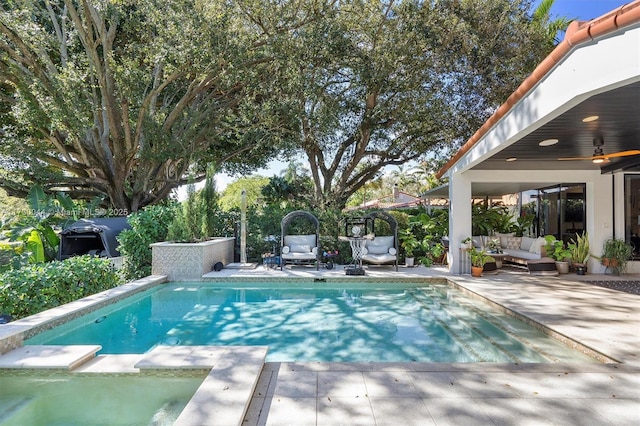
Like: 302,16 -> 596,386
433,2 -> 640,275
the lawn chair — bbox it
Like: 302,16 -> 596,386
280,210 -> 320,270
361,211 -> 398,271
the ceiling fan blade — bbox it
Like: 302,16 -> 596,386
557,156 -> 593,161
602,150 -> 640,159
558,150 -> 640,161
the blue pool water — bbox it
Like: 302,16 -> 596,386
26,281 -> 595,363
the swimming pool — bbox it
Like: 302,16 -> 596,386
24,280 -> 595,363
0,371 -> 203,425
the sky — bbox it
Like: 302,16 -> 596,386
209,0 -> 628,193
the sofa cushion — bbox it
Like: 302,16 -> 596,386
367,244 -> 390,255
504,236 -> 522,250
471,236 -> 484,248
505,249 -> 541,261
520,236 -> 535,251
366,236 -> 394,254
284,234 -> 316,248
495,232 -> 514,248
529,236 -> 546,254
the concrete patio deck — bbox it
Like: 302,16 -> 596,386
206,263 -> 640,425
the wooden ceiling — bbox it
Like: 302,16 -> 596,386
472,80 -> 640,173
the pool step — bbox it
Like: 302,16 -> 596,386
140,346 -> 269,426
0,397 -> 35,425
0,345 -> 101,370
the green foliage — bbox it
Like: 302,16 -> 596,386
568,232 -> 591,265
117,204 -> 176,281
544,235 -> 571,262
201,164 -> 220,238
600,238 -> 633,274
399,228 -> 420,258
466,247 -> 495,268
472,202 -> 511,235
219,176 -> 271,211
0,0 -> 289,210
0,255 -> 121,320
265,0 -> 556,209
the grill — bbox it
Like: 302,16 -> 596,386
57,217 -> 130,260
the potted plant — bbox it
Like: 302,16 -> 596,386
568,232 -> 591,275
461,237 -> 473,250
399,228 -> 420,267
600,238 -> 633,275
485,238 -> 502,254
544,235 -> 572,274
467,246 -> 495,277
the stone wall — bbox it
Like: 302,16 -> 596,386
151,238 -> 235,281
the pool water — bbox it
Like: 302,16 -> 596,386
0,372 -> 203,426
26,281 -> 595,363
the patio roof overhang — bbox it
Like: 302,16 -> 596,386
436,2 -> 640,187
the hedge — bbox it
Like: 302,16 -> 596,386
0,255 -> 121,320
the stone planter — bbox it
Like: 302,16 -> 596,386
151,238 -> 234,281
555,261 -> 570,274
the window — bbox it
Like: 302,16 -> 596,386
522,184 -> 586,242
624,174 -> 640,260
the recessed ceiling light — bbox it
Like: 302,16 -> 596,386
539,138 -> 559,146
506,157 -> 517,162
582,115 -> 599,122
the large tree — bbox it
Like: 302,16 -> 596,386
254,0 -> 556,210
0,0 -> 302,211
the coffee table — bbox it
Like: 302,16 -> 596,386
488,253 -> 508,268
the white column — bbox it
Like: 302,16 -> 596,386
448,173 -> 472,274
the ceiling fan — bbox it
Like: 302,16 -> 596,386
558,137 -> 640,163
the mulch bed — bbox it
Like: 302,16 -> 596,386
580,280 -> 640,295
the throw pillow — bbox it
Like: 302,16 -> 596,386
495,232 -> 515,248
505,237 -> 522,250
367,244 -> 389,255
291,244 -> 311,253
529,236 -> 546,254
520,237 -> 535,251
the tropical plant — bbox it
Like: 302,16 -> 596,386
600,238 -> 633,274
514,213 -> 535,237
471,202 -> 510,235
399,228 -> 420,259
568,232 -> 591,265
466,247 -> 495,268
544,235 -> 572,262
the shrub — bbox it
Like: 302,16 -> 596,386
117,204 -> 176,281
0,255 -> 121,320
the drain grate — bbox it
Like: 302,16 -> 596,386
580,280 -> 640,295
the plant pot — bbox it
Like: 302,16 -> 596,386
555,261 -> 570,274
601,258 -> 619,267
471,265 -> 483,277
405,257 -> 415,267
575,264 -> 587,275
